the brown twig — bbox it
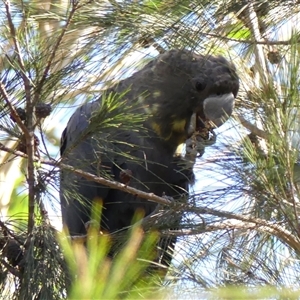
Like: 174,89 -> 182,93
59,162 -> 173,206
4,0 -> 32,103
164,217 -> 300,254
34,3 -> 78,102
69,203 -> 300,256
204,32 -> 299,46
0,83 -> 29,137
2,136 -> 299,251
4,2 -> 36,238
0,142 -> 172,206
0,258 -> 21,278
246,1 -> 269,84
235,113 -> 268,139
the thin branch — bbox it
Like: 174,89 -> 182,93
204,32 -> 299,46
246,1 -> 269,84
0,258 -> 21,278
59,162 -> 173,206
0,143 -> 172,206
165,217 -> 300,253
4,0 -> 31,102
0,82 -> 29,138
25,99 -> 35,238
34,3 -> 78,101
4,0 -> 36,240
2,141 -> 299,253
193,207 -> 300,252
0,142 -> 30,160
235,113 -> 268,139
69,209 -> 300,258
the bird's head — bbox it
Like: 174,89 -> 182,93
141,50 -> 239,148
187,53 -> 239,131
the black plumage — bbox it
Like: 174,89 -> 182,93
60,49 -> 239,269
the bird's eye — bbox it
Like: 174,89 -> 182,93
195,81 -> 206,91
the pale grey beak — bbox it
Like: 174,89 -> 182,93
203,93 -> 235,127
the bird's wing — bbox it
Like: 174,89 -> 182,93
60,100 -> 119,235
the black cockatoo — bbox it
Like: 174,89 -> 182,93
60,49 -> 239,269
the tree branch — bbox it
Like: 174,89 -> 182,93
165,217 -> 300,253
4,0 -> 31,102
204,32 -> 299,46
235,113 -> 268,139
34,2 -> 78,101
246,1 -> 269,84
0,83 -> 29,138
3,2 -> 36,238
2,140 -> 299,254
